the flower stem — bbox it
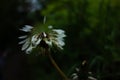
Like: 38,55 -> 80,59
47,52 -> 69,80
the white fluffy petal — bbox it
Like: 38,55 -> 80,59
25,25 -> 33,30
25,45 -> 34,54
31,34 -> 41,46
31,35 -> 37,42
52,39 -> 63,49
53,29 -> 65,34
20,25 -> 33,32
18,39 -> 27,44
35,38 -> 41,45
45,40 -> 52,46
58,39 -> 65,46
21,39 -> 30,50
58,33 -> 66,37
18,35 -> 27,39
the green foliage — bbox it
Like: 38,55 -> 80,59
40,0 -> 120,80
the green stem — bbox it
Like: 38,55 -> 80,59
48,52 -> 69,80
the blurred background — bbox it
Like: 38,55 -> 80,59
0,0 -> 120,80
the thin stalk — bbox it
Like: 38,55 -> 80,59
48,52 -> 69,80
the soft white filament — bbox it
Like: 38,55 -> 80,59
18,35 -> 27,39
20,25 -> 33,32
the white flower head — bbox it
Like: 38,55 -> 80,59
19,25 -> 66,54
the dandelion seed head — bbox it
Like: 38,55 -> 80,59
19,25 -> 66,54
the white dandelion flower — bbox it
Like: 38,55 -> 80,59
19,25 -> 66,54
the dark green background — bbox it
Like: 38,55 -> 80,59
0,0 -> 120,80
